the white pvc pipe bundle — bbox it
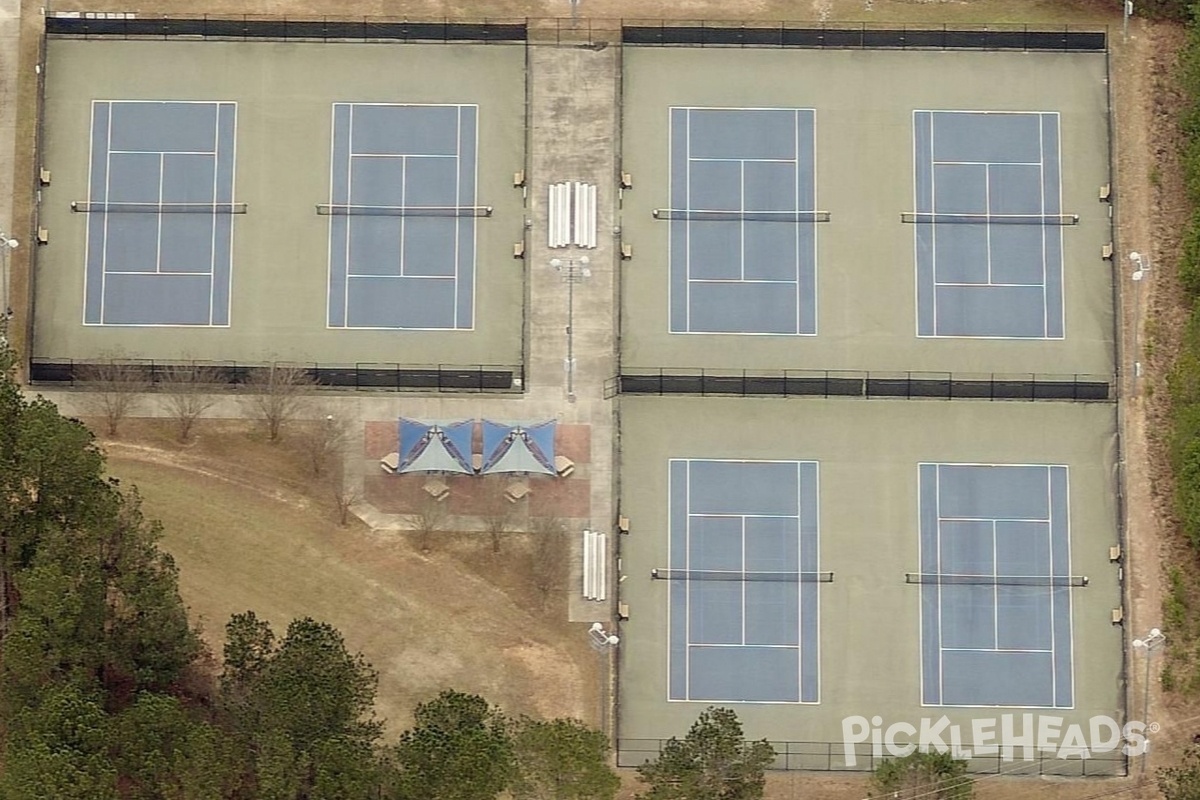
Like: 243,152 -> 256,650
582,529 -> 607,601
573,181 -> 597,249
548,182 -> 597,249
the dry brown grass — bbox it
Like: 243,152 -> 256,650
98,419 -> 598,736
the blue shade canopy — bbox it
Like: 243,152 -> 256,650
480,420 -> 556,475
397,418 -> 474,474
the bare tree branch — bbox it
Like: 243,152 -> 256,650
76,354 -> 150,436
479,475 -> 518,554
298,411 -> 352,478
530,515 -> 569,611
158,362 -> 222,442
408,492 -> 450,554
330,469 -> 362,527
243,362 -> 316,442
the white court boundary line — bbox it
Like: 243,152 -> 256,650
327,102 -> 478,331
83,100 -> 234,328
912,110 -> 1066,341
666,107 -> 818,338
665,457 -> 820,705
917,462 -> 1076,710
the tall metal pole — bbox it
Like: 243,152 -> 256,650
567,273 -> 575,400
552,256 -> 590,403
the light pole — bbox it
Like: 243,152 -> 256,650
589,622 -> 618,738
551,256 -> 590,403
1130,251 -> 1151,380
1132,627 -> 1165,772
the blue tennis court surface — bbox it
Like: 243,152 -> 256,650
914,111 -> 1064,339
919,463 -> 1074,708
84,100 -> 236,326
668,459 -> 820,703
328,103 -> 477,330
668,108 -> 817,336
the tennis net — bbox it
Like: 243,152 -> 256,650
315,204 -> 493,217
652,209 -> 832,223
651,568 -> 834,583
71,201 -> 247,214
900,212 -> 1079,225
905,573 -> 1088,587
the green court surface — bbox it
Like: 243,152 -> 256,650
620,47 -> 1113,378
616,396 -> 1121,772
35,39 -> 526,367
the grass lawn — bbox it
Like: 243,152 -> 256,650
102,421 -> 597,734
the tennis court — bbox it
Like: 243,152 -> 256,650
616,397 -> 1119,763
666,108 -> 817,335
664,459 -> 820,703
328,103 -> 479,330
620,47 -> 1112,377
917,463 -> 1074,708
913,111 -> 1066,339
35,40 -> 524,368
83,100 -> 237,326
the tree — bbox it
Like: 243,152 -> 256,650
221,609 -> 277,691
158,362 -> 222,442
0,377 -> 111,640
1,486 -> 200,714
480,475 -> 518,553
0,683 -> 120,800
870,750 -> 973,800
408,491 -> 450,553
299,411 -> 352,478
312,735 -> 388,800
243,362 -> 316,442
77,355 -> 151,437
255,617 -> 381,752
331,469 -> 363,527
636,707 -> 775,800
221,614 -> 384,798
530,516 -> 569,610
510,716 -> 620,800
109,692 -> 239,800
1161,747 -> 1200,800
394,690 -> 515,800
